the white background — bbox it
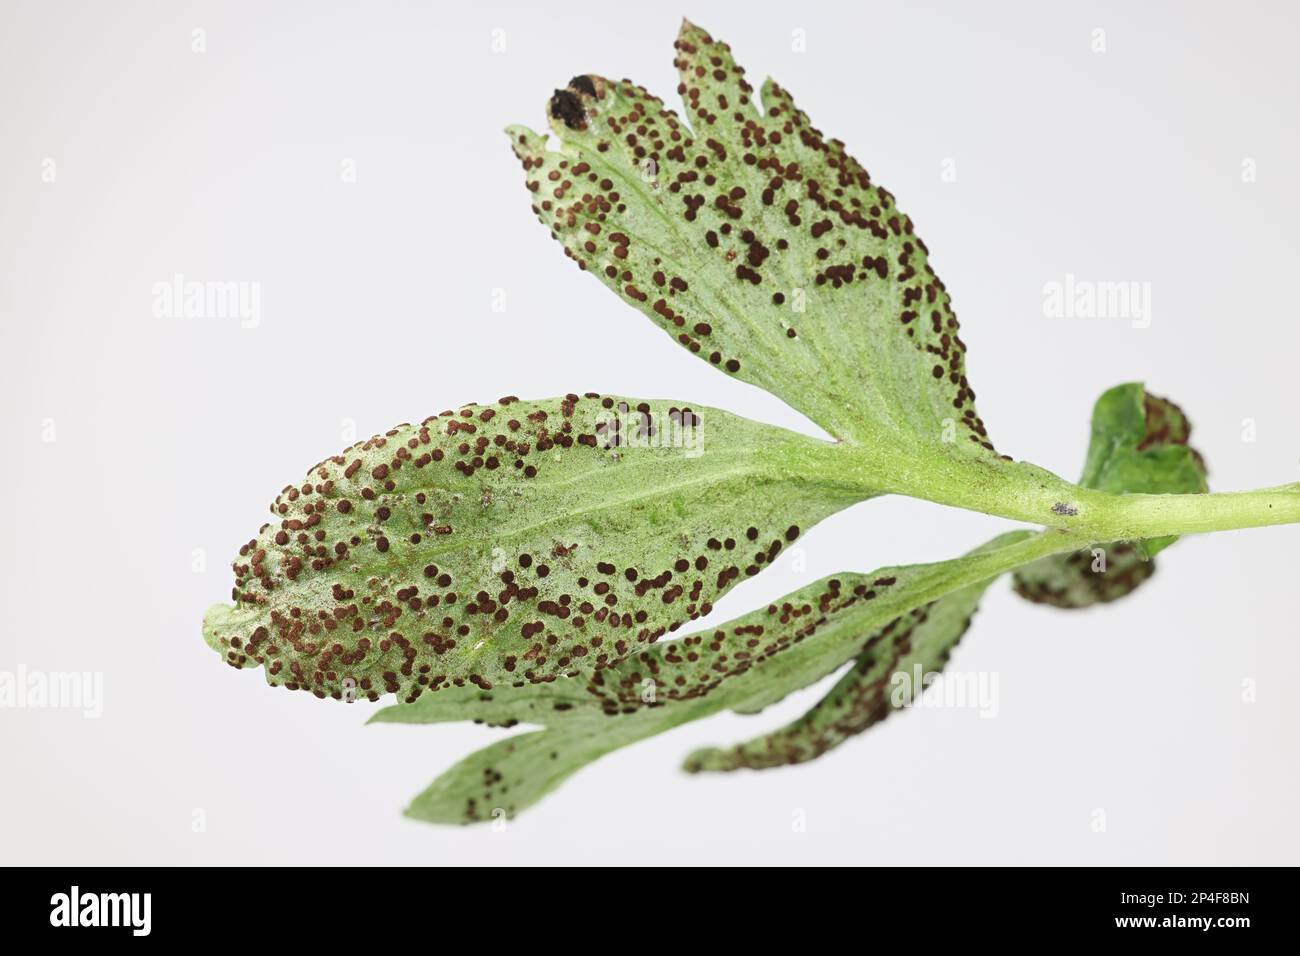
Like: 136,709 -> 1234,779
2,0 -> 1297,865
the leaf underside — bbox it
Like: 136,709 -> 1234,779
202,395 -> 873,702
203,394 -> 868,702
683,567 -> 999,773
1012,382 -> 1208,608
376,532 -> 1033,823
510,20 -> 999,458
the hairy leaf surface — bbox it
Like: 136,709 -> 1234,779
683,567 -> 1001,773
202,394 -> 869,702
510,20 -> 999,458
373,531 -> 1052,822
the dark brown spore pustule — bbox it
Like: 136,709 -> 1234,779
549,89 -> 587,130
568,74 -> 597,97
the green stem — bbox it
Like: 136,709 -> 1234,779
1070,482 -> 1300,540
803,439 -> 1300,542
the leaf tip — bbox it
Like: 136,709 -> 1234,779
505,124 -> 546,161
681,746 -> 731,774
202,603 -> 260,668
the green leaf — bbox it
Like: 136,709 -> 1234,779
202,394 -> 871,702
1010,540 -> 1157,609
1012,383 -> 1208,607
636,384 -> 1211,777
509,19 -> 1001,458
683,565 -> 1000,773
400,726 -> 652,825
1078,384 -> 1206,497
373,530 -> 1070,823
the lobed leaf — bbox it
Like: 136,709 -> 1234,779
374,531 -> 1048,822
1012,383 -> 1207,607
683,564 -> 1002,773
202,394 -> 870,702
510,20 -> 1000,458
1078,384 -> 1206,498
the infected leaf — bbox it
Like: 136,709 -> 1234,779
202,394 -> 870,701
1012,383 -> 1208,607
683,557 -> 1004,773
510,20 -> 1000,459
374,531 -> 1054,822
